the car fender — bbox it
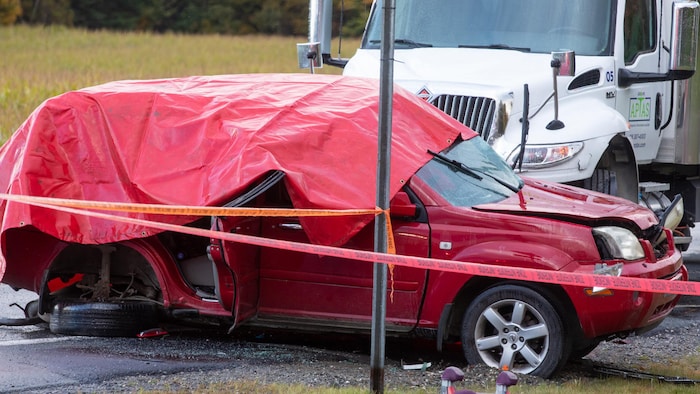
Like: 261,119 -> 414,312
117,238 -> 230,318
2,227 -> 67,294
421,240 -> 583,326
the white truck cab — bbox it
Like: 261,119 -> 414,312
300,0 -> 700,249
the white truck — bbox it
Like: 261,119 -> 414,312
299,0 -> 700,250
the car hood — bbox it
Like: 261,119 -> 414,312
0,74 -> 473,268
473,178 -> 658,230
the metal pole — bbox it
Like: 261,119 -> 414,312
370,0 -> 395,393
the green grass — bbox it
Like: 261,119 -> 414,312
0,24 -> 355,141
517,379 -> 700,393
128,377 -> 700,394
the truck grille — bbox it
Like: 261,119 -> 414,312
429,95 -> 496,140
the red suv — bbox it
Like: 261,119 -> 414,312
0,74 -> 687,378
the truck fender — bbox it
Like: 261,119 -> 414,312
526,97 -> 628,145
529,97 -> 638,201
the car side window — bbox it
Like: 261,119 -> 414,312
260,181 -> 293,208
624,0 -> 655,64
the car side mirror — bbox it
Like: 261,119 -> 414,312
390,191 -> 417,217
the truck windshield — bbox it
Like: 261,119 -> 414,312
415,137 -> 523,207
364,0 -> 614,56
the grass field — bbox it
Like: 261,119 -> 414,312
0,24 -> 357,142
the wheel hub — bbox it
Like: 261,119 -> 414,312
501,326 -> 524,351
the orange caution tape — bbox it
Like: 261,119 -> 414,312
1,194 -> 698,297
0,193 -> 381,217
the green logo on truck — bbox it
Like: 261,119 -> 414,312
629,97 -> 651,121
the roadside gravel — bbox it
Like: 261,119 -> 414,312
584,305 -> 700,372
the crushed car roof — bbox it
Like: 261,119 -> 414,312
0,73 -> 473,273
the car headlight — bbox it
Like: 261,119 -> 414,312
659,195 -> 683,231
652,194 -> 683,247
507,142 -> 583,168
592,226 -> 645,261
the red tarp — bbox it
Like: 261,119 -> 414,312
0,73 -> 473,276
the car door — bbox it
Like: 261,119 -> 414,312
256,188 -> 430,331
210,171 -> 285,324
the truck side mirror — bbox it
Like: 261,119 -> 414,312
297,42 -> 323,73
669,1 -> 699,75
552,51 -> 576,77
547,51 -> 575,130
619,2 -> 698,87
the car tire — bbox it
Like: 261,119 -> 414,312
569,338 -> 602,360
50,300 -> 160,337
461,284 -> 570,378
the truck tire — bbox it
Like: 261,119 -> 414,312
50,300 -> 160,337
579,138 -> 638,203
461,284 -> 570,378
583,169 -> 616,196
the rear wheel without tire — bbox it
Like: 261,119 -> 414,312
50,300 -> 160,337
461,285 -> 570,378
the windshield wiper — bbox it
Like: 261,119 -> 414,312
369,39 -> 433,48
427,149 -> 521,193
427,149 -> 483,180
458,44 -> 531,52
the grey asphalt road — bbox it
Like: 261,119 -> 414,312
682,223 -> 700,265
679,226 -> 700,305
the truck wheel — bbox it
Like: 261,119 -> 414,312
461,284 -> 570,378
50,300 -> 160,337
583,168 -> 616,195
580,138 -> 638,203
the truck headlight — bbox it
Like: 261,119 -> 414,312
592,226 -> 645,261
508,142 -> 583,168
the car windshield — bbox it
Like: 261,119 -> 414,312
364,0 -> 614,56
415,137 -> 523,207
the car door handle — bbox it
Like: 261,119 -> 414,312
278,223 -> 303,230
